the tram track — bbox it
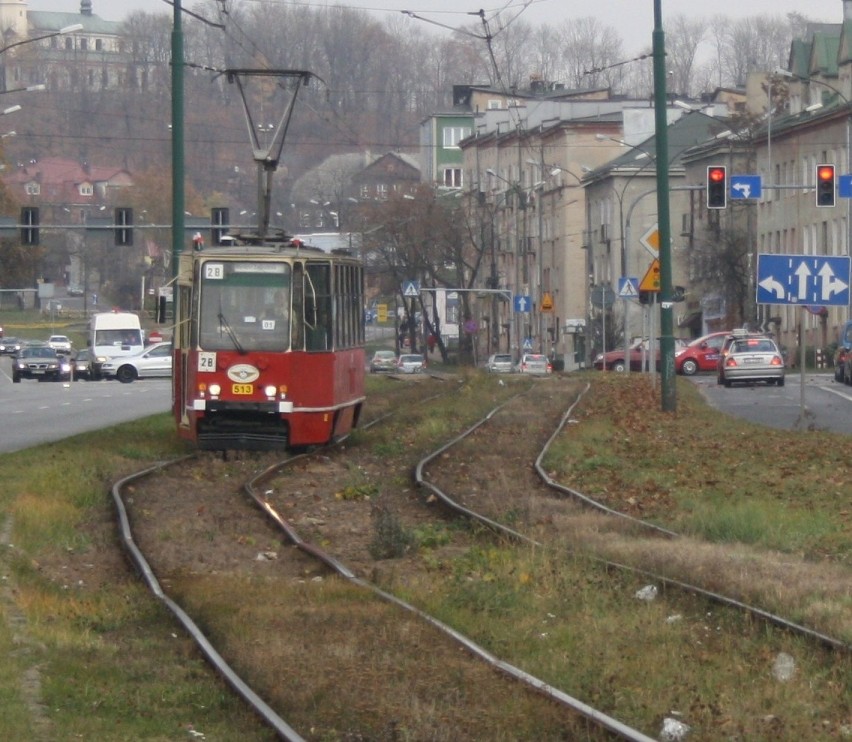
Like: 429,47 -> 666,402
114,376 -> 655,740
112,374 -> 850,740
418,382 -> 850,652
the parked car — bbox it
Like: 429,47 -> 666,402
395,353 -> 426,374
100,342 -> 173,383
593,338 -> 686,372
47,334 -> 73,355
369,349 -> 397,373
72,348 -> 93,381
486,353 -> 514,373
67,285 -> 84,296
0,336 -> 22,355
674,331 -> 730,375
12,345 -> 72,383
515,353 -> 552,375
833,319 -> 852,382
718,333 -> 785,387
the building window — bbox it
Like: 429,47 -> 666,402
377,183 -> 388,200
442,126 -> 471,149
443,168 -> 462,188
80,38 -> 88,51
65,38 -> 73,50
25,183 -> 40,196
95,39 -> 103,51
359,184 -> 369,199
487,99 -> 502,110
79,184 -> 93,196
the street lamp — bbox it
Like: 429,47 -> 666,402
485,168 -> 527,357
0,23 -> 82,94
525,159 -> 586,362
0,23 -> 82,56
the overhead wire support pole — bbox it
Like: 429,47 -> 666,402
171,0 -> 185,280
652,0 -> 676,412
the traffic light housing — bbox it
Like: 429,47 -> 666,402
816,164 -> 836,207
115,207 -> 133,246
706,165 -> 727,209
20,206 -> 39,245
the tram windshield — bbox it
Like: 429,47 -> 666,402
197,260 -> 292,352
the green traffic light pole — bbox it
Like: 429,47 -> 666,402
652,0 -> 676,412
171,0 -> 185,281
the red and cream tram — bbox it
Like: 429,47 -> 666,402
173,240 -> 365,450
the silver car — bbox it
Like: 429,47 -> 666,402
370,350 -> 398,373
718,335 -> 785,387
486,353 -> 513,373
515,353 -> 552,375
100,342 -> 173,383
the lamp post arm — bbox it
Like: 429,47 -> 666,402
0,24 -> 83,56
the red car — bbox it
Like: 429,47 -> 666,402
674,331 -> 730,376
593,338 -> 686,372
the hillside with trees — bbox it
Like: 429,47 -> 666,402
0,3 -> 821,223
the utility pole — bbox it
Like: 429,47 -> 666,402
653,0 -> 676,412
171,0 -> 185,280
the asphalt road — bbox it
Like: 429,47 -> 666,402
0,356 -> 172,454
687,371 -> 852,435
3,350 -> 850,456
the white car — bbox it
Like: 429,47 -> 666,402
100,342 -> 172,383
47,335 -> 73,355
395,353 -> 426,374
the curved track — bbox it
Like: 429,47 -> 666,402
110,375 -> 848,740
417,382 -> 849,653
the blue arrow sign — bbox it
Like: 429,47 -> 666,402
756,254 -> 851,306
730,175 -> 762,200
514,295 -> 531,313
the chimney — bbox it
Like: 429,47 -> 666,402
81,0 -> 93,16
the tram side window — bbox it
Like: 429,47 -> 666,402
178,285 -> 192,349
292,263 -> 305,351
333,263 -> 363,349
305,263 -> 332,351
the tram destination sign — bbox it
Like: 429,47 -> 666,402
756,253 -> 851,306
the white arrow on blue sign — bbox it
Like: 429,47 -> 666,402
730,175 -> 762,200
514,295 -> 532,313
756,254 -> 851,306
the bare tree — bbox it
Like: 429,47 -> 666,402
665,15 -> 708,98
556,17 -> 626,91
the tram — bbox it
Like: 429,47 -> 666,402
172,239 -> 365,450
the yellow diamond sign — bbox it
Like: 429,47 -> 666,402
640,223 -> 660,257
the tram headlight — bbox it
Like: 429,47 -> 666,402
264,385 -> 276,397
208,383 -> 221,396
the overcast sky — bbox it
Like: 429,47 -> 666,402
35,0 -> 839,56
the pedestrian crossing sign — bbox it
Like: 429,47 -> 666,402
618,277 -> 639,298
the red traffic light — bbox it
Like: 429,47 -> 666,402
816,164 -> 836,207
706,165 -> 727,208
708,167 -> 726,182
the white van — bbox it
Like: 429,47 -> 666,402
89,311 -> 144,380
